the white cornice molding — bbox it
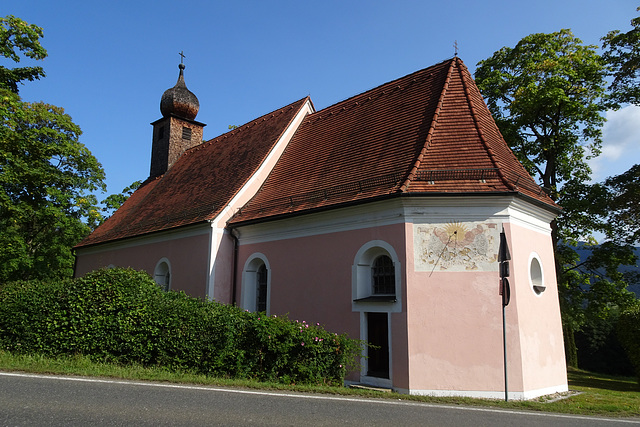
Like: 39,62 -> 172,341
404,196 -> 555,234
235,199 -> 407,245
401,196 -> 513,223
235,195 -> 555,245
505,197 -> 556,235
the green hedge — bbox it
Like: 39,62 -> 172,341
617,304 -> 640,384
0,268 -> 360,385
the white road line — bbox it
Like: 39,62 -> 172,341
1,371 -> 638,424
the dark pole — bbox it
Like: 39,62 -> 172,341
498,228 -> 511,402
502,281 -> 508,402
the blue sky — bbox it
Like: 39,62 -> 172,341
6,0 -> 640,197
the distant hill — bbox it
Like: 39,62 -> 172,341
573,244 -> 640,298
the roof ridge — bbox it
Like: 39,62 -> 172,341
175,97 -> 311,161
205,96 -> 313,221
456,59 -> 516,191
308,58 -> 455,120
203,96 -> 310,145
398,58 -> 456,192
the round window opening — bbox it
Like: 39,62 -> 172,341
529,255 -> 545,295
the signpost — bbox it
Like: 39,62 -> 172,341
498,228 -> 511,402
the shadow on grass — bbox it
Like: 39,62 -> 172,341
568,368 -> 640,393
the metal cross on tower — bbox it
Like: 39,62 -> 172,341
179,51 -> 186,64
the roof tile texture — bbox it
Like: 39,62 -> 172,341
79,57 -> 555,247
233,58 -> 554,222
77,98 -> 310,247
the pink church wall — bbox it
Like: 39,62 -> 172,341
404,220 -> 566,396
506,222 -> 567,393
236,223 -> 410,388
404,251 -> 509,392
212,232 -> 236,303
75,232 -> 210,297
237,224 -> 405,329
390,310 -> 410,389
76,204 -> 565,396
237,214 -> 566,396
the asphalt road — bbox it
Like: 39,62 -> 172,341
1,371 -> 638,426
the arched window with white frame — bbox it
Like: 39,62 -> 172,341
154,258 -> 172,291
256,263 -> 268,312
351,240 -> 402,387
352,241 -> 401,305
241,253 -> 271,314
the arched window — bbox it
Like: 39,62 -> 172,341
351,240 -> 401,388
372,255 -> 395,295
241,253 -> 271,314
154,258 -> 171,291
352,241 -> 401,305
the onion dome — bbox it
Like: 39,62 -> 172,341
160,63 -> 199,120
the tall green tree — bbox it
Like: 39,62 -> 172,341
0,16 -> 105,282
602,165 -> 640,245
475,30 -> 637,367
475,29 -> 608,201
0,15 -> 47,94
602,7 -> 640,106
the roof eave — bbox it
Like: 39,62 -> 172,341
74,219 -> 213,251
228,190 -> 560,228
150,114 -> 207,127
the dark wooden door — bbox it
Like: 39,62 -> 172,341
367,312 -> 389,378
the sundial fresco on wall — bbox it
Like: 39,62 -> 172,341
414,222 -> 500,272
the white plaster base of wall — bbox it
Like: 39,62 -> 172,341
392,383 -> 568,400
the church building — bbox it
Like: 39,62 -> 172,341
75,57 -> 568,399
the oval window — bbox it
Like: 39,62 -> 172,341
529,254 -> 545,295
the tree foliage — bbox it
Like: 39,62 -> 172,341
617,303 -> 640,384
475,30 -> 638,367
555,168 -> 640,342
602,8 -> 640,106
602,164 -> 640,245
475,30 -> 608,201
0,15 -> 47,94
0,16 -> 105,282
100,180 -> 142,224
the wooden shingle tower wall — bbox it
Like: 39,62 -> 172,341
150,61 -> 205,178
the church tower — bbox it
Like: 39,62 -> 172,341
150,58 -> 205,178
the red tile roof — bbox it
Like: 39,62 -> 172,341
76,97 -> 311,247
231,58 -> 555,224
78,57 -> 556,248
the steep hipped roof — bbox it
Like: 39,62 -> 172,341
230,57 -> 555,224
77,97 -> 311,247
78,57 -> 556,248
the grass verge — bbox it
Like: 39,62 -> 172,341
0,351 -> 638,418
